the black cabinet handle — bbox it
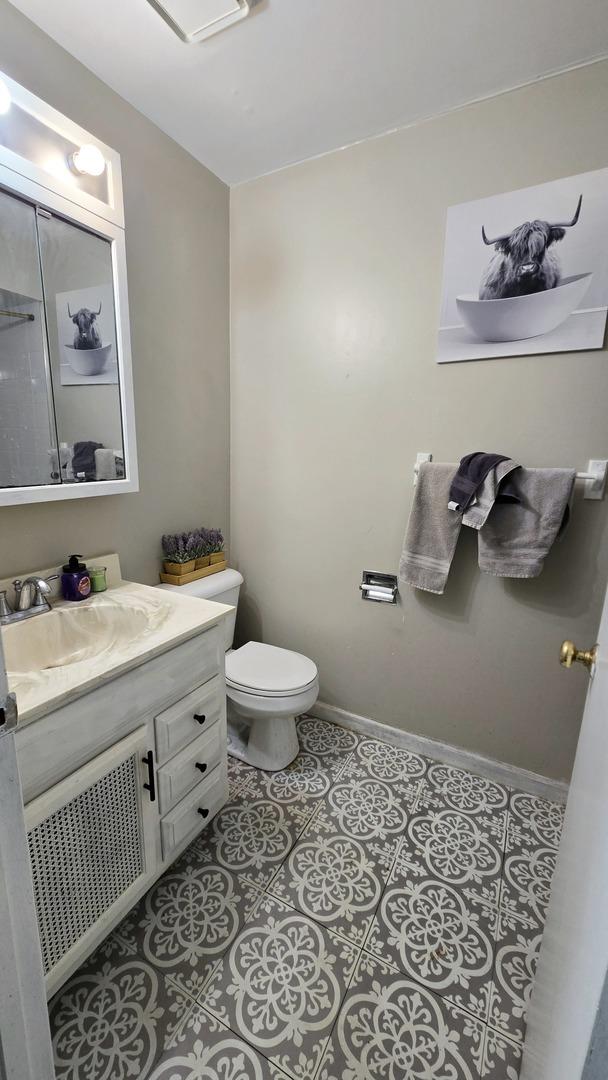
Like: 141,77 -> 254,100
195,762 -> 208,775
193,713 -> 207,726
197,807 -> 209,818
142,750 -> 156,803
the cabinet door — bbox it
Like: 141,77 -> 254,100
25,726 -> 158,997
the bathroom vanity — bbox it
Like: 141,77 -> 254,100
2,555 -> 231,998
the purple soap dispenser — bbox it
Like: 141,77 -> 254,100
61,555 -> 92,602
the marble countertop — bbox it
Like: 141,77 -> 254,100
1,556 -> 231,726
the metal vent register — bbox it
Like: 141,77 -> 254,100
28,756 -> 143,975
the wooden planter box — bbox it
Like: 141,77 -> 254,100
159,560 -> 228,586
163,559 -> 196,576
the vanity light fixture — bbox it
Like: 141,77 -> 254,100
69,143 -> 106,177
0,78 -> 11,115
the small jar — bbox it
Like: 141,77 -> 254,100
89,566 -> 107,593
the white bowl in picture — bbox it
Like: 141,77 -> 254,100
64,343 -> 113,376
456,273 -> 593,342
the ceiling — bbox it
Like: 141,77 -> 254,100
8,0 -> 608,185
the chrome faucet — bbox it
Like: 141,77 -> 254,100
0,575 -> 59,625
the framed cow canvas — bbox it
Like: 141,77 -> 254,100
436,167 -> 608,363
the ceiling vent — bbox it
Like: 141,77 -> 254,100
147,0 -> 251,43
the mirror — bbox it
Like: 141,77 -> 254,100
0,188 -> 125,490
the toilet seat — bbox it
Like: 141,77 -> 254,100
225,641 -> 318,698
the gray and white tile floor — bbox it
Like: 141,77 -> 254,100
48,716 -> 564,1079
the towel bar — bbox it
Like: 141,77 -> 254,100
413,454 -> 607,501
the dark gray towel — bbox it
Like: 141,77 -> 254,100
449,451 -> 520,512
72,441 -> 104,480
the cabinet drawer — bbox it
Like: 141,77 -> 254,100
157,722 -> 223,814
161,762 -> 228,858
155,675 -> 224,764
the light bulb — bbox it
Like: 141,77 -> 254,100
70,143 -> 106,176
0,79 -> 11,115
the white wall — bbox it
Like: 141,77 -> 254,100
230,59 -> 608,781
0,1 -> 230,584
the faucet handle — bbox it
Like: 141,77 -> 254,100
0,590 -> 13,617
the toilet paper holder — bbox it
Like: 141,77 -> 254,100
359,571 -> 399,604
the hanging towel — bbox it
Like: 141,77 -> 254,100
399,462 -> 462,594
478,468 -> 576,578
449,451 -> 520,513
72,441 -> 104,481
95,447 -> 117,481
462,459 -> 521,530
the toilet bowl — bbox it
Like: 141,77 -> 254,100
158,569 -> 318,771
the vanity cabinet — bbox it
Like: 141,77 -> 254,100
15,624 -> 229,998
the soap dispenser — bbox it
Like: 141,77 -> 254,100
61,555 -> 92,602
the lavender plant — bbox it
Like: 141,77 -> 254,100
203,527 -> 224,554
161,531 -> 199,564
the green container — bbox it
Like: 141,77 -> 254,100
89,566 -> 107,592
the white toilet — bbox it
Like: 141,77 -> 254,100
159,569 -> 319,771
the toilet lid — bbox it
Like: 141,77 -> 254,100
226,642 -> 318,695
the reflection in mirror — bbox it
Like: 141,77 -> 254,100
0,189 -> 59,488
38,213 -> 125,483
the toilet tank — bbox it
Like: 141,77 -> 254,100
158,568 -> 243,650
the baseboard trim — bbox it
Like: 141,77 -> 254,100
312,701 -> 569,804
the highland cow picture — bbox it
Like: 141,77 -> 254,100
56,283 -> 118,385
436,167 -> 608,363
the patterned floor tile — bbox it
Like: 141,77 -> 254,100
114,848 -> 262,999
351,736 -> 428,785
200,893 -> 359,1080
365,863 -> 497,1020
296,716 -> 359,756
397,806 -> 504,905
239,751 -> 348,815
317,951 -> 485,1080
49,940 -> 194,1080
321,773 -> 416,847
228,755 -> 259,793
187,795 -> 309,889
480,1026 -> 522,1079
418,763 -> 509,844
149,1004 -> 291,1079
501,842 -> 557,926
268,811 -> 395,945
488,907 -> 543,1044
506,792 -> 565,851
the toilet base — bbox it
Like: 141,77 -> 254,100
227,712 -> 300,772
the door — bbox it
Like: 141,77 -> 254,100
521,586 -> 608,1079
0,636 -> 55,1079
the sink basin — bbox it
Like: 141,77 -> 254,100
3,595 -> 171,676
0,559 -> 232,725
2,588 -> 174,706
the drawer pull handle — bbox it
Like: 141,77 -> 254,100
195,761 -> 208,775
198,807 -> 209,818
193,713 -> 207,725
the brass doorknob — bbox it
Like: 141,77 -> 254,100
560,640 -> 598,671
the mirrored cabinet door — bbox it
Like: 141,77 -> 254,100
37,212 -> 125,484
0,190 -> 59,488
0,187 -> 126,492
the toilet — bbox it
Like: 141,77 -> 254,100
159,569 -> 319,771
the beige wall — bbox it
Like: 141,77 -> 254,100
0,2 -> 230,584
230,60 -> 608,781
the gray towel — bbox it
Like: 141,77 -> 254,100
399,463 -> 462,594
462,459 -> 521,531
478,468 -> 576,578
